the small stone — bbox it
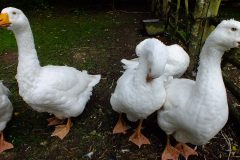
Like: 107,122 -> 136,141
40,141 -> 48,146
84,151 -> 94,159
14,112 -> 20,116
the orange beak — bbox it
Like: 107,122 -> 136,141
0,13 -> 11,27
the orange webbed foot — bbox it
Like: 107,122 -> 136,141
129,120 -> 150,148
47,117 -> 64,126
51,118 -> 72,140
162,143 -> 180,160
113,113 -> 129,134
129,130 -> 150,148
175,143 -> 198,160
0,132 -> 13,153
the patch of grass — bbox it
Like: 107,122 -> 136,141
0,9 -> 115,66
0,31 -> 17,53
0,8 -> 118,159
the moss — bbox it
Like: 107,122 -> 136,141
145,23 -> 164,36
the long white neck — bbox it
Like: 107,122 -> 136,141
13,24 -> 41,77
194,39 -> 227,106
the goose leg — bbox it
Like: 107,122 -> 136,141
113,113 -> 129,134
51,118 -> 72,140
129,120 -> 150,148
175,143 -> 198,160
47,116 -> 65,126
162,136 -> 180,160
0,132 -> 13,153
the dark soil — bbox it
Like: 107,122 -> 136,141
0,6 -> 240,160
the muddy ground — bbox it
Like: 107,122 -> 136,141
0,4 -> 240,160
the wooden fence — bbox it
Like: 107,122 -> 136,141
151,0 -> 222,72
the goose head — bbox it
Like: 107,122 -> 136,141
136,38 -> 168,79
0,7 -> 29,33
207,19 -> 240,50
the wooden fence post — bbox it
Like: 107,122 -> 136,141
188,0 -> 222,74
188,0 -> 209,74
151,0 -> 222,74
202,0 -> 222,43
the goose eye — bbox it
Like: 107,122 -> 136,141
12,11 -> 16,15
231,27 -> 237,31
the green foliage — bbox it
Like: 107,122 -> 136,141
0,31 -> 16,53
0,9 -> 117,159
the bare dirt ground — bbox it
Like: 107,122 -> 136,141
0,6 -> 240,160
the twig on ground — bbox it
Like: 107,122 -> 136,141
109,80 -> 115,89
2,63 -> 16,70
221,131 -> 232,160
98,149 -> 107,159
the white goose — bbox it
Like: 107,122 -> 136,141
121,42 -> 189,78
111,38 -> 168,147
0,82 -> 13,153
158,19 -> 240,160
0,7 -> 101,140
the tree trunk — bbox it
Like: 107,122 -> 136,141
201,0 -> 222,43
188,0 -> 222,74
187,0 -> 209,74
152,0 -> 162,16
162,0 -> 169,18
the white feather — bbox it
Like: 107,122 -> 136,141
0,82 -> 13,131
111,38 -> 168,122
120,43 -> 189,78
2,7 -> 101,119
157,19 -> 240,145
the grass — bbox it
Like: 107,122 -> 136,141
1,4 -> 240,160
0,8 -> 116,114
0,31 -> 16,53
0,8 -> 118,159
0,7 -> 146,160
0,9 -> 114,65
